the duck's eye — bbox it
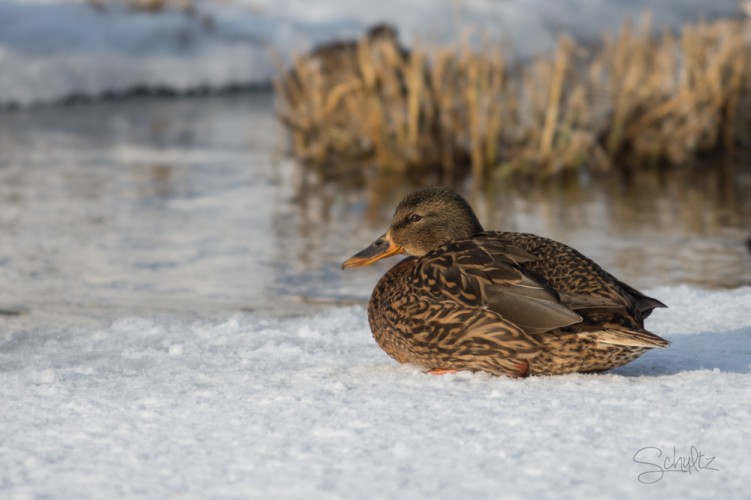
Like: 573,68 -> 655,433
409,214 -> 422,223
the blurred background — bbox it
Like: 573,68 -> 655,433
0,0 -> 749,327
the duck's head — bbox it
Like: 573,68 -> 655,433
342,187 -> 484,269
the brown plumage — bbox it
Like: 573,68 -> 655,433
342,186 -> 668,377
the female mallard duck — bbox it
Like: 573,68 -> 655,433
342,186 -> 668,377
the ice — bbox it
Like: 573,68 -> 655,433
1,287 -> 750,498
0,0 -> 743,106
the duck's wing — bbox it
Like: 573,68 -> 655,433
416,239 -> 583,336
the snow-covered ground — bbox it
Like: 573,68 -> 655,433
2,286 -> 750,498
0,0 -> 744,106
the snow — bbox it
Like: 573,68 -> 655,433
0,0 -> 744,106
2,286 -> 750,498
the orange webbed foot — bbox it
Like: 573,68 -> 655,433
425,368 -> 457,376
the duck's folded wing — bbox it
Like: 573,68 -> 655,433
416,239 -> 583,335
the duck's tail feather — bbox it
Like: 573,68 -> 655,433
581,328 -> 670,348
615,280 -> 668,318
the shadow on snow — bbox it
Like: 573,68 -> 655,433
613,327 -> 751,377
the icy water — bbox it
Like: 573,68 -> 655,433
1,92 -> 750,327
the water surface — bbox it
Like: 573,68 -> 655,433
1,93 -> 749,328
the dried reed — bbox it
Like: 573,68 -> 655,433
277,17 -> 751,179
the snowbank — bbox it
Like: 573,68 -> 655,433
2,286 -> 750,498
0,0 -> 743,106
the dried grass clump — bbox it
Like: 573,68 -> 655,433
276,16 -> 751,179
276,25 -> 443,175
597,16 -> 751,166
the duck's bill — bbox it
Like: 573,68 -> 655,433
341,233 -> 403,269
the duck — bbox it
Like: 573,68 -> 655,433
342,186 -> 668,377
